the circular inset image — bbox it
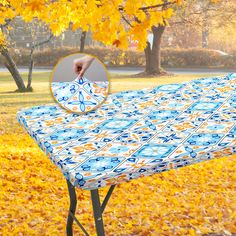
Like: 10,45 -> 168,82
50,53 -> 110,114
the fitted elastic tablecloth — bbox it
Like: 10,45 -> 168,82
17,74 -> 236,190
52,77 -> 109,113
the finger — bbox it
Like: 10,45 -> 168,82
75,65 -> 82,75
73,64 -> 80,74
78,68 -> 85,78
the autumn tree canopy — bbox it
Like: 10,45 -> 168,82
1,0 -> 221,89
173,0 -> 236,48
0,0 -> 182,50
0,0 -> 183,86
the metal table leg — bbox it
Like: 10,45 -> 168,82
66,180 -> 89,236
91,189 -> 105,236
66,179 -> 115,236
66,180 -> 77,236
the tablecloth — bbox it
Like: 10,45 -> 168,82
17,73 -> 236,190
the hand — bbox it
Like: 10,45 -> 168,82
73,55 -> 94,78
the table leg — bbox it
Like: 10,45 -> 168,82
66,180 -> 114,236
66,180 -> 77,236
91,189 -> 105,236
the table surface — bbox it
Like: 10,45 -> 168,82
52,77 -> 109,113
17,73 -> 236,190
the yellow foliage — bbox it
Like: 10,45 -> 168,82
176,0 -> 182,5
0,134 -> 235,235
163,8 -> 174,19
0,29 -> 6,46
0,6 -> 15,24
0,0 -> 183,49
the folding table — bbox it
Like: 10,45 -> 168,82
17,73 -> 236,236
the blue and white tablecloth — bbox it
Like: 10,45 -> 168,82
17,74 -> 236,190
52,77 -> 109,113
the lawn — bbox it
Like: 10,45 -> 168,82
0,72 -> 235,236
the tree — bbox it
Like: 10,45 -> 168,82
0,37 -> 27,91
0,15 -> 27,91
1,0 -> 182,79
0,2 -> 53,92
172,0 -> 236,49
144,25 -> 166,75
79,31 -> 87,52
37,0 -> 182,75
1,21 -> 53,91
2,0 -> 223,80
22,21 -> 53,90
0,3 -> 26,91
51,0 -> 181,74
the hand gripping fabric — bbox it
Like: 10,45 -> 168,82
52,77 -> 109,113
17,74 -> 236,190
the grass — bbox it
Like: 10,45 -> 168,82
0,72 -> 53,134
1,71 -> 235,236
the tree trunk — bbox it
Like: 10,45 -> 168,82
80,31 -> 87,52
202,11 -> 209,48
202,28 -> 209,48
26,33 -> 53,90
27,48 -> 34,90
202,20 -> 209,48
145,25 -> 166,75
144,41 -> 151,72
0,46 -> 26,91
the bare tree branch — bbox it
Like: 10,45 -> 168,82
118,0 -> 177,11
121,14 -> 133,27
32,33 -> 53,49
